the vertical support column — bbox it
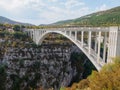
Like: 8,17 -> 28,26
64,31 -> 67,35
34,29 -> 37,43
40,30 -> 42,36
81,31 -> 84,47
41,30 -> 43,35
39,30 -> 41,36
75,31 -> 77,41
69,31 -> 72,37
103,32 -> 107,62
95,32 -> 97,53
33,30 -> 35,42
35,30 -> 37,43
32,31 -> 33,40
36,30 -> 40,44
97,31 -> 101,63
30,30 -> 33,39
88,31 -> 92,54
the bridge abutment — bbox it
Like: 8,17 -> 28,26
107,26 -> 120,63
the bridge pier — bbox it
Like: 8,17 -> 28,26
70,31 -> 72,37
97,31 -> 101,63
95,32 -> 97,53
75,31 -> 77,41
81,31 -> 84,47
33,30 -> 36,42
103,32 -> 107,62
107,27 -> 120,63
88,31 -> 92,54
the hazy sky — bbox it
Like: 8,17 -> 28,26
0,0 -> 120,25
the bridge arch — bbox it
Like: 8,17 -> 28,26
37,31 -> 102,71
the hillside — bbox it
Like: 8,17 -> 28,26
0,16 -> 33,26
53,6 -> 120,26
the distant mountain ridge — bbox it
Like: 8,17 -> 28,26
0,16 -> 34,26
1,6 -> 120,27
53,6 -> 120,26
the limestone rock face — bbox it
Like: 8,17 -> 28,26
0,35 -> 76,90
0,33 -> 95,90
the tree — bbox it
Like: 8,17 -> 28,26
13,25 -> 20,31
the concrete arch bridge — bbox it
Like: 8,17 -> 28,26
25,27 -> 120,71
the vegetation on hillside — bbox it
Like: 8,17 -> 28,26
62,57 -> 120,90
54,6 -> 120,27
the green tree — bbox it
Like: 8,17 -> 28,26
13,25 -> 20,31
